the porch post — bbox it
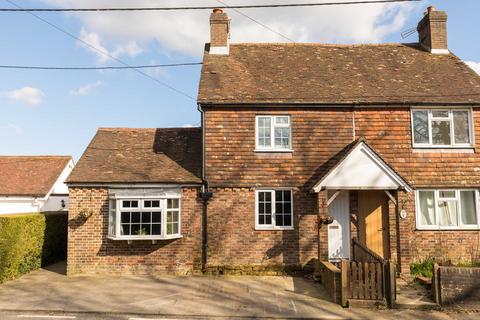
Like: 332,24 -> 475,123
317,190 -> 329,261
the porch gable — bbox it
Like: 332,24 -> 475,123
313,140 -> 412,192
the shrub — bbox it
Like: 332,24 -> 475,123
0,212 -> 67,283
410,256 -> 435,278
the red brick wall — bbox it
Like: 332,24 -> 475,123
206,187 -> 318,270
67,187 -> 202,275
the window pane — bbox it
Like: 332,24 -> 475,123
152,224 -> 161,235
460,191 -> 478,225
438,200 -> 458,227
274,127 -> 290,149
152,212 -> 161,223
257,191 -> 272,226
275,116 -> 289,125
131,224 -> 141,235
121,224 -> 130,235
439,190 -> 455,198
432,110 -> 449,118
131,212 -> 141,223
274,190 -> 292,227
257,117 -> 271,148
141,212 -> 151,223
412,111 -> 429,144
432,120 -> 451,145
453,111 -> 470,144
108,209 -> 116,236
418,191 -> 435,226
167,199 -> 179,209
144,200 -> 151,208
121,212 -> 130,223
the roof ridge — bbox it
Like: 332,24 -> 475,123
98,127 -> 200,132
0,155 -> 71,159
229,42 -> 420,47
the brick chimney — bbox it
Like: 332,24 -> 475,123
417,6 -> 448,54
209,8 -> 230,55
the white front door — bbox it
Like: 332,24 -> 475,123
328,191 -> 351,261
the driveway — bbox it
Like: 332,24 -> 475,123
0,262 -> 473,319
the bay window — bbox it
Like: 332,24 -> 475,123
416,189 -> 480,229
108,197 -> 181,240
255,189 -> 293,230
256,115 -> 292,151
411,108 -> 473,147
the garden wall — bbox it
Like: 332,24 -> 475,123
432,264 -> 480,307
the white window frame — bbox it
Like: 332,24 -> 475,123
411,107 -> 474,148
255,189 -> 294,230
255,115 -> 293,152
108,196 -> 182,240
415,189 -> 480,230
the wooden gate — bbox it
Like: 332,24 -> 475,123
340,260 -> 396,308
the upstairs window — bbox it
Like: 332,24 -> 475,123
255,189 -> 293,230
256,115 -> 292,151
416,189 -> 480,230
108,197 -> 181,240
411,109 -> 473,147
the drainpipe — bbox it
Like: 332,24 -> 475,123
197,103 -> 213,273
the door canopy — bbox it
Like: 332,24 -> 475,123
313,140 -> 412,192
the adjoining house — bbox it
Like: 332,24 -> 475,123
0,156 -> 74,214
67,6 -> 480,276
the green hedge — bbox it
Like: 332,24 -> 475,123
0,212 -> 67,283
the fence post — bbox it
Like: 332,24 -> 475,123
341,259 -> 349,307
432,263 -> 440,305
384,260 -> 396,309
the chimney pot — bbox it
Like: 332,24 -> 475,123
213,8 -> 223,14
417,7 -> 448,54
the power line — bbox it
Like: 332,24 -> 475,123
215,0 -> 295,43
0,62 -> 202,70
0,1 -> 423,12
5,0 -> 196,101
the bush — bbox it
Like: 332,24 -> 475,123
0,212 -> 67,283
410,256 -> 435,278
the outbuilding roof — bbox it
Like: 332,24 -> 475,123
67,128 -> 202,185
0,156 -> 72,197
198,43 -> 480,105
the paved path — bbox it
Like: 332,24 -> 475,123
0,263 -> 473,319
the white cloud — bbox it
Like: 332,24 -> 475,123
466,61 -> 480,75
5,87 -> 44,105
78,28 -> 144,63
70,80 -> 103,96
41,0 -> 421,57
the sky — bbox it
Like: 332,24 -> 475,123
0,0 -> 479,161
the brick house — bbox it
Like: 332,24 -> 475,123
67,6 -> 480,275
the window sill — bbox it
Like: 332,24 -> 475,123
255,227 -> 294,231
254,149 -> 294,153
412,146 -> 474,153
107,235 -> 183,242
416,227 -> 480,231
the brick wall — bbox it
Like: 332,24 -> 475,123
205,187 -> 318,271
434,266 -> 480,306
67,187 -> 202,275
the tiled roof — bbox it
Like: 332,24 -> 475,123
198,43 -> 480,105
0,156 -> 71,196
67,128 -> 202,184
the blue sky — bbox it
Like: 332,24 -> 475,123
0,0 -> 479,160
